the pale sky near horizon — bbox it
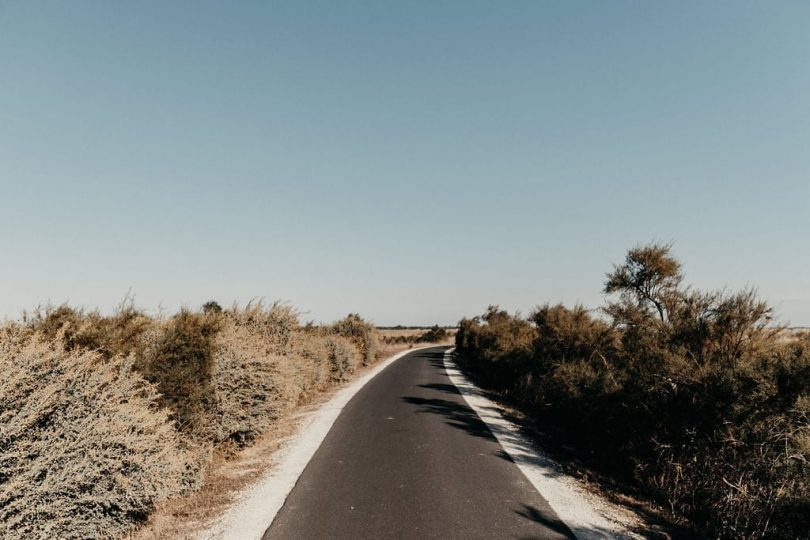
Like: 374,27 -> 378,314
1,1 -> 809,326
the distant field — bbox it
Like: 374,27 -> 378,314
377,326 -> 457,341
375,327 -> 457,359
779,327 -> 809,343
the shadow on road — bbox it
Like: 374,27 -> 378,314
401,395 -> 494,440
422,351 -> 449,370
515,504 -> 576,539
405,348 -> 697,540
405,348 -> 607,540
418,382 -> 461,395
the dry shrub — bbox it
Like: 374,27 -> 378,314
208,305 -> 361,447
325,334 -> 361,382
211,322 -> 298,446
134,311 -> 222,439
0,327 -> 201,540
332,313 -> 379,365
457,306 -> 536,391
25,300 -> 153,359
455,243 -> 810,539
226,301 -> 299,357
416,325 -> 449,343
3,299 -> 375,538
290,330 -> 332,395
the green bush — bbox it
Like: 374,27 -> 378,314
457,306 -> 536,391
455,243 -> 810,539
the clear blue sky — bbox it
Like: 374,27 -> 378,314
1,1 -> 808,326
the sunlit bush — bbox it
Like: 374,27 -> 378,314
332,313 -> 379,365
0,328 -> 201,540
4,299 -> 377,538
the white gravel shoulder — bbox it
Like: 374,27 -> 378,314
199,347 -> 433,540
443,347 -> 642,540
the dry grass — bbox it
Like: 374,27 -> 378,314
377,328 -> 427,340
376,326 -> 456,358
781,327 -> 810,343
129,410 -> 305,540
378,327 -> 457,340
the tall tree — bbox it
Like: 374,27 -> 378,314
604,242 -> 683,324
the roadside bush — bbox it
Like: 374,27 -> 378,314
381,334 -> 413,345
3,298 -> 379,538
416,325 -> 449,343
210,310 -> 357,446
211,322 -> 293,446
27,303 -> 226,440
227,301 -> 299,356
25,300 -> 153,359
332,313 -> 379,365
290,330 -> 332,396
134,310 -> 222,438
0,328 -> 200,540
455,243 -> 810,539
457,306 -> 536,391
325,334 -> 361,382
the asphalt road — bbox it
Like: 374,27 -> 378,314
263,346 -> 575,540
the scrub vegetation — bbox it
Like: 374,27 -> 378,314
379,325 -> 455,346
455,243 -> 809,539
0,301 -> 384,539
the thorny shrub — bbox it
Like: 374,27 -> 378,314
0,327 -> 201,540
1,299 -> 381,539
332,313 -> 379,366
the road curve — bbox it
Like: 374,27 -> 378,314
263,346 -> 575,540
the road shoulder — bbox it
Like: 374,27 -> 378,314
443,348 -> 644,540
